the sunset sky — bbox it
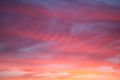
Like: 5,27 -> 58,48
0,0 -> 120,80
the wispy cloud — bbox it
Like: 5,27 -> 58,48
0,69 -> 29,78
0,0 -> 120,80
32,72 -> 70,78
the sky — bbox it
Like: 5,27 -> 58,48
0,0 -> 120,80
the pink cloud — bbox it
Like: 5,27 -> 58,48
0,69 -> 29,78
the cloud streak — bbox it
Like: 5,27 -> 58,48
0,0 -> 120,80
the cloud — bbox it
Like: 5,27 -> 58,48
0,0 -> 120,79
106,55 -> 120,64
0,69 -> 29,78
42,64 -> 76,69
32,72 -> 70,78
17,0 -> 120,8
95,66 -> 118,72
77,0 -> 120,6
